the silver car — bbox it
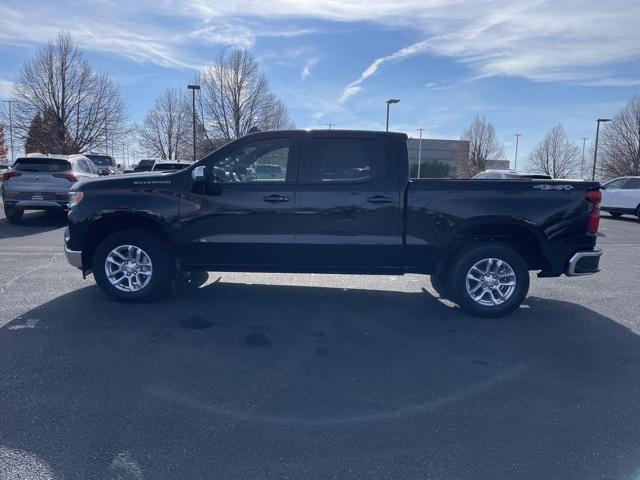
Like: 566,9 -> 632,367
1,153 -> 99,223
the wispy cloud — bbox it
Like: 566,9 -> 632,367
338,41 -> 429,103
0,0 -> 639,88
301,58 -> 317,79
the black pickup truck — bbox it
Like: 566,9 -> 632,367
65,130 -> 602,317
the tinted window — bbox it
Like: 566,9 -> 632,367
623,178 -> 640,189
86,155 -> 115,167
213,138 -> 291,184
309,138 -> 382,183
76,159 -> 92,173
603,178 -> 627,189
13,158 -> 70,173
152,163 -> 189,171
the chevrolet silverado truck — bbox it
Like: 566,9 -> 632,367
64,130 -> 603,317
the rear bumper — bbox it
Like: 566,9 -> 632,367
566,249 -> 603,276
4,200 -> 68,210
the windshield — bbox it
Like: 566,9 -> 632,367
12,158 -> 71,173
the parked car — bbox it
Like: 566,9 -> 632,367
2,153 -> 99,223
0,164 -> 9,172
601,176 -> 640,220
151,161 -> 193,172
84,154 -> 118,175
65,130 -> 602,317
133,159 -> 157,173
473,170 -> 552,180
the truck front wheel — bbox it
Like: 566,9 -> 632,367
92,229 -> 174,302
448,245 -> 529,318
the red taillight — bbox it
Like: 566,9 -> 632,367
53,173 -> 78,182
586,189 -> 601,235
2,171 -> 22,181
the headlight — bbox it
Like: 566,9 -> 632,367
68,191 -> 84,209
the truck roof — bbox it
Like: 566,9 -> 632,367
243,129 -> 408,140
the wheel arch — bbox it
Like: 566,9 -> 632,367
81,213 -> 176,270
444,217 -> 549,270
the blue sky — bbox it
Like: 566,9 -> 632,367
1,0 -> 639,166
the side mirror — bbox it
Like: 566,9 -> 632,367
116,164 -> 121,169
192,165 -> 206,182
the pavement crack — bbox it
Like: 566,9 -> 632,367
0,254 -> 61,294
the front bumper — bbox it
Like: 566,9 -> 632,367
64,228 -> 83,270
566,249 -> 603,276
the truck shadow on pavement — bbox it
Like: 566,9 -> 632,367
1,282 -> 640,480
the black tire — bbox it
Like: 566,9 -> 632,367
448,245 -> 529,318
636,206 -> 640,222
4,206 -> 23,224
92,228 -> 174,302
609,211 -> 622,218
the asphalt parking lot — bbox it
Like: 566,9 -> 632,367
1,204 -> 640,480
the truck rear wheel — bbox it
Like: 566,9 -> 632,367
92,229 -> 174,302
448,245 -> 529,318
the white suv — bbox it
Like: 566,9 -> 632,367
601,176 -> 640,220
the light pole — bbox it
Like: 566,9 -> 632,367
579,137 -> 588,179
592,118 -> 611,181
187,84 -> 201,161
2,100 -> 17,164
326,123 -> 335,130
385,99 -> 400,132
514,133 -> 522,171
417,128 -> 424,178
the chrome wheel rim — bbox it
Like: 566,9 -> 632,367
105,244 -> 153,293
465,258 -> 516,306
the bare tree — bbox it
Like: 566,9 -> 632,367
598,95 -> 640,179
199,49 -> 293,143
527,124 -> 580,178
139,88 -> 190,160
8,31 -> 125,155
460,115 -> 505,177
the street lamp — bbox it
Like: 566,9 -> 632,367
592,118 -> 611,181
417,128 -> 424,178
385,99 -> 400,132
1,100 -> 17,164
187,84 -> 201,161
514,133 -> 522,171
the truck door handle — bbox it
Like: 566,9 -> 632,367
263,194 -> 290,203
366,195 -> 393,204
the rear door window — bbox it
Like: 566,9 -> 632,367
76,159 -> 91,173
307,138 -> 383,183
622,178 -> 640,189
603,178 -> 628,189
13,158 -> 71,173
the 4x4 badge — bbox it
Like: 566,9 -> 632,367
534,184 -> 575,191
